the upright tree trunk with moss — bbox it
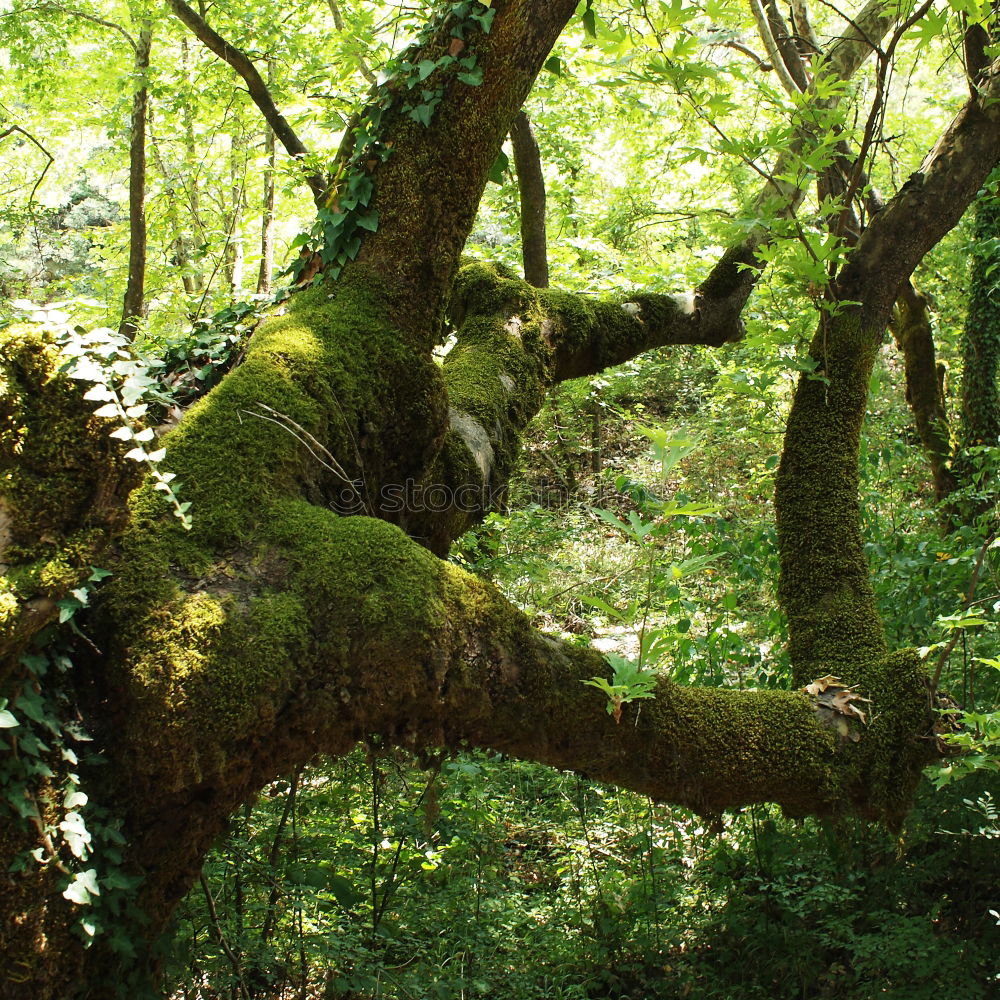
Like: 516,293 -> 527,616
889,282 -> 956,500
960,176 -> 1000,452
4,3 -> 1000,996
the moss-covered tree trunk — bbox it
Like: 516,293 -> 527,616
4,4 -> 1000,996
960,176 -> 1000,452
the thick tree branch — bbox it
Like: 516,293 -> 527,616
776,58 -> 1000,673
764,0 -> 810,89
790,0 -> 822,56
403,262 -> 746,552
164,0 -> 327,203
347,0 -> 580,338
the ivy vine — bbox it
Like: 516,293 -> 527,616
0,592 -> 145,958
290,0 -> 496,284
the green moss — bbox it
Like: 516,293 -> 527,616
150,273 -> 447,548
841,648 -> 934,827
117,586 -> 310,783
0,581 -> 17,631
960,185 -> 1000,448
92,263 -> 460,788
0,324 -> 136,549
776,308 -> 887,676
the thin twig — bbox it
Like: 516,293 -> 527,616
25,2 -> 137,51
835,0 -> 936,241
0,125 -> 54,219
238,403 -> 370,511
199,873 -> 251,1000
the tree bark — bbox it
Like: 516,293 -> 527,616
225,126 -> 248,302
256,61 -> 278,297
119,24 -> 152,340
510,110 -> 549,287
959,176 -> 1000,450
890,282 -> 956,500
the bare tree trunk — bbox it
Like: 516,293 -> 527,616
890,282 -> 956,500
226,125 -> 248,302
257,61 -> 277,296
119,24 -> 152,339
510,110 -> 548,288
150,127 -> 203,296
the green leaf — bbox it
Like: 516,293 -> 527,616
83,384 -> 115,402
63,869 -> 100,905
409,103 -> 435,127
578,594 -> 626,621
458,66 -> 483,86
488,149 -> 509,184
328,873 -> 364,908
0,709 -> 18,728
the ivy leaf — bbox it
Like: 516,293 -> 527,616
0,709 -> 18,728
458,66 -> 483,86
83,384 -> 115,402
410,103 -> 434,127
64,789 -> 89,809
62,868 -> 100,905
356,210 -> 380,232
488,150 -> 509,184
417,59 -> 438,81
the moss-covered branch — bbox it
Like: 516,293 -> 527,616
102,499 -> 934,935
776,309 -> 888,676
403,261 -> 747,552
